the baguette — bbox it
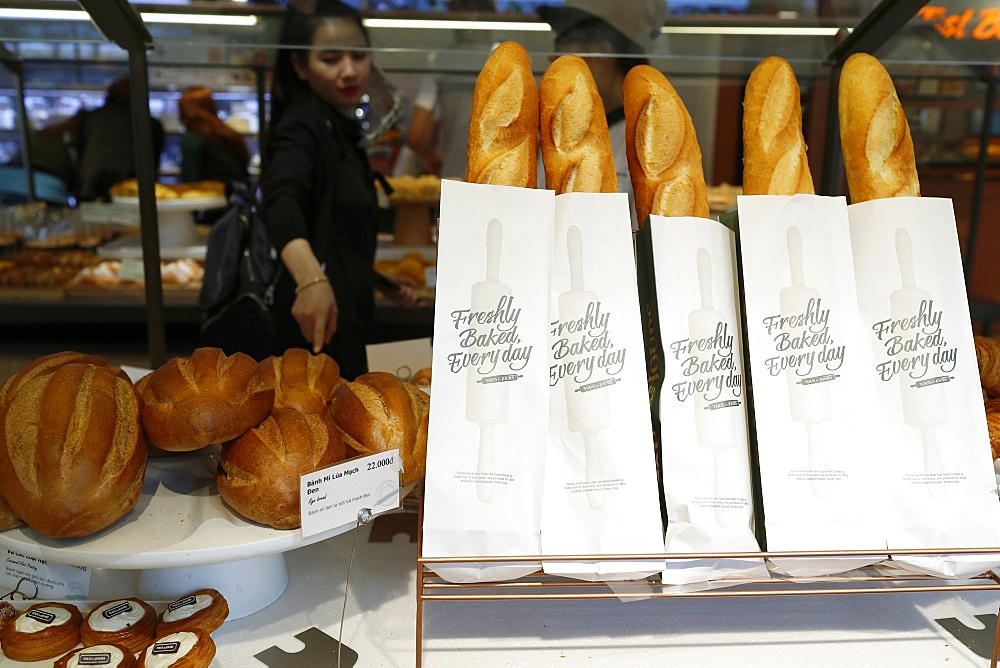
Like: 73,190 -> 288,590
466,41 -> 538,188
838,52 -> 920,203
742,56 -> 815,196
623,64 -> 709,223
539,55 -> 617,194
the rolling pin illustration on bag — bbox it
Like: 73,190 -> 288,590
891,227 -> 948,501
781,225 -> 832,498
690,247 -> 738,525
466,217 -> 510,503
559,225 -> 611,510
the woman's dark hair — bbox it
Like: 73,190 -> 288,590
555,18 -> 648,75
269,0 -> 370,130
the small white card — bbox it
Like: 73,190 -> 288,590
299,450 -> 401,538
1,549 -> 91,599
366,337 -> 432,379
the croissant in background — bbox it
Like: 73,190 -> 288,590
742,56 -> 815,196
623,64 -> 709,223
466,41 -> 538,188
539,55 -> 617,195
838,52 -> 920,203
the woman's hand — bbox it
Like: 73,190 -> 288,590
281,238 -> 336,354
292,280 -> 337,353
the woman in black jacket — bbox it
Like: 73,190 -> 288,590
262,0 -> 419,379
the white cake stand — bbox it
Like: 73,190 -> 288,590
111,195 -> 226,248
0,451 -> 368,620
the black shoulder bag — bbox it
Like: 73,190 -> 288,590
199,182 -> 281,360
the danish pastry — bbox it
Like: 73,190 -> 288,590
81,597 -> 158,654
137,629 -> 216,667
156,589 -> 229,636
55,642 -> 138,668
1,601 -> 83,662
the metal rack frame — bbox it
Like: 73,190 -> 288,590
415,499 -> 1000,667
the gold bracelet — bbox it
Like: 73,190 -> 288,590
294,276 -> 329,295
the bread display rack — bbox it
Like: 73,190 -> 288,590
415,529 -> 1000,668
0,449 -> 364,621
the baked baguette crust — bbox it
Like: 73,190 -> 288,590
80,597 -> 158,654
329,371 -> 429,485
539,55 -> 617,194
140,347 -> 274,452
258,348 -> 342,415
0,363 -> 147,538
218,408 -> 347,529
137,629 -> 216,667
838,52 -> 920,203
623,64 -> 709,222
742,56 -> 815,196
466,41 -> 538,187
156,589 -> 229,637
1,602 -> 83,662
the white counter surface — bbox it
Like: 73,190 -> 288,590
2,513 -> 999,667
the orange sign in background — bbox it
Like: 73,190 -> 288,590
918,6 -> 1000,39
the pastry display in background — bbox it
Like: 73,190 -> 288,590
139,347 -> 274,452
329,371 -> 429,486
374,251 -> 434,288
137,629 -> 216,667
217,408 -> 347,529
0,362 -> 147,538
623,64 -> 710,223
156,589 -> 229,637
410,366 -> 432,387
838,52 -> 920,203
1,602 -> 83,662
380,174 -> 442,203
742,56 -> 815,196
539,55 -> 617,195
109,178 -> 226,200
466,40 -> 539,188
80,597 -> 158,654
0,249 -> 99,287
258,348 -> 343,415
75,258 -> 204,287
55,643 -> 137,668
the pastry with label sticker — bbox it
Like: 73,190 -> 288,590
1,601 -> 83,662
55,642 -> 138,668
81,597 -> 158,654
156,589 -> 228,636
137,629 -> 216,667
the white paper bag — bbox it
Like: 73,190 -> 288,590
422,180 -> 555,582
738,194 -> 888,576
541,192 -> 665,581
646,215 -> 768,585
849,197 -> 1000,579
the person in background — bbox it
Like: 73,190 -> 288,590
261,0 -> 421,379
402,0 -> 495,180
178,86 -> 251,186
75,76 -> 165,202
536,0 -> 667,228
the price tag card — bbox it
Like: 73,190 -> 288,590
2,549 -> 91,599
299,450 -> 401,538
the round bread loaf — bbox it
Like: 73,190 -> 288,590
0,493 -> 21,531
0,363 -> 147,538
329,371 -> 429,485
0,351 -> 123,415
218,408 -> 347,529
258,348 -> 342,415
141,347 -> 274,452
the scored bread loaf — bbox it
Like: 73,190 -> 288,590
623,64 -> 709,223
838,52 -> 920,203
539,55 -> 617,195
0,493 -> 21,531
742,56 -> 815,196
218,408 -> 347,529
466,41 -> 538,188
0,350 -> 124,415
0,363 -> 147,538
329,371 -> 429,486
976,335 -> 1000,398
140,347 -> 274,452
258,348 -> 342,415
